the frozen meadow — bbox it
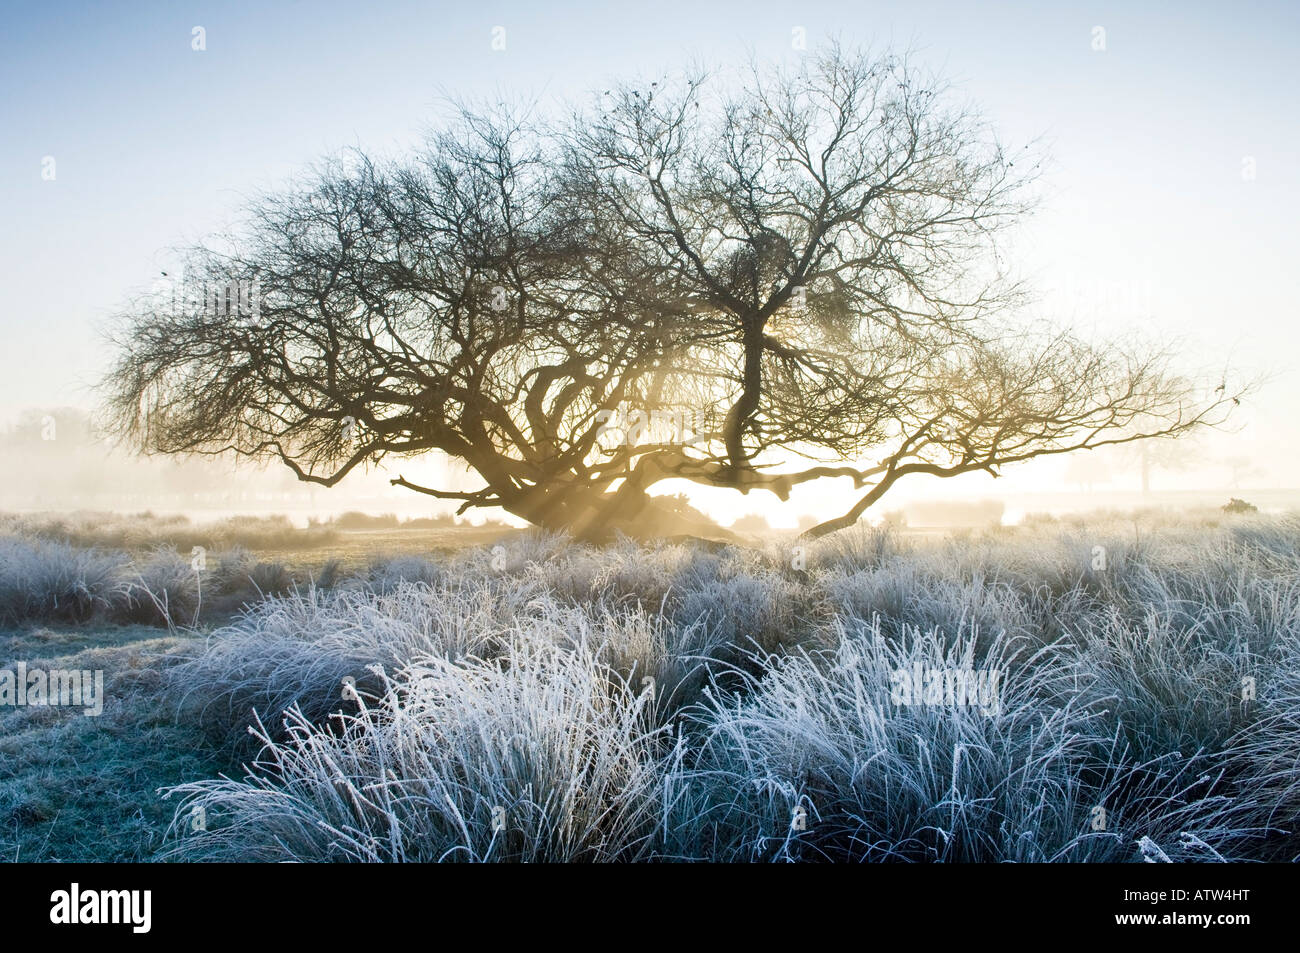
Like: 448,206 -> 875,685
1,510 -> 1297,862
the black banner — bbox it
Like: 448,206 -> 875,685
3,862 -> 1277,941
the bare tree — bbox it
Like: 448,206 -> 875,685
102,45 -> 1244,540
1121,433 -> 1202,493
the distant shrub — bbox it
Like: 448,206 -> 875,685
880,509 -> 907,528
655,493 -> 717,526
331,511 -> 401,530
0,510 -> 336,552
730,513 -> 772,534
1021,511 -> 1059,526
1222,498 -> 1258,514
903,499 -> 1005,528
796,513 -> 820,532
400,513 -> 458,528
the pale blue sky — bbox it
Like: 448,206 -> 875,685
3,0 -> 1298,515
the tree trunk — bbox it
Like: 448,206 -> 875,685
507,483 -> 735,543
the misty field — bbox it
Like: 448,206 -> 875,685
2,509 -> 1298,862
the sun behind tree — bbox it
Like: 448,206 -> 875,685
101,45 -> 1244,541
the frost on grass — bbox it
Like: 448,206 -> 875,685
164,640 -> 669,862
8,512 -> 1298,861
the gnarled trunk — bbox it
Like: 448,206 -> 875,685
506,482 -> 734,544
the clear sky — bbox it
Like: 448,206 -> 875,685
3,1 -> 1298,520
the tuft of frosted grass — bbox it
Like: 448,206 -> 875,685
448,528 -> 578,577
366,554 -> 443,591
464,531 -> 715,610
661,619 -> 1249,862
501,598 -> 727,720
1225,514 -> 1300,567
165,578 -> 547,750
1067,604 -> 1256,762
0,528 -> 346,626
821,562 -> 1040,649
1221,623 -> 1300,860
209,546 -> 294,602
124,546 -> 202,626
166,573 -> 729,755
675,573 -> 815,659
163,638 -> 672,862
0,535 -> 131,623
808,522 -> 908,573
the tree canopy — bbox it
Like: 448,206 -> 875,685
103,46 -> 1242,540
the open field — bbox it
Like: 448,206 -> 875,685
2,508 -> 1298,862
